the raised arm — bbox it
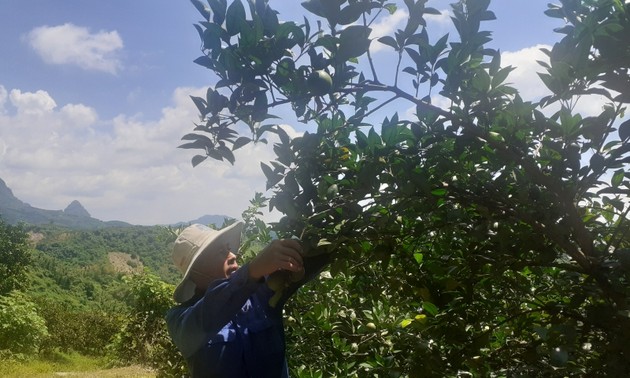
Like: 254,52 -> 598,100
166,265 -> 261,358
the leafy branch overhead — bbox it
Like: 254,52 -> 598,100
184,0 -> 630,375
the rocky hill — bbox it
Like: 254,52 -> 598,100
0,178 -> 130,229
0,177 -> 233,229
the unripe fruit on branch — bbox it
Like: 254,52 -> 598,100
307,70 -> 333,96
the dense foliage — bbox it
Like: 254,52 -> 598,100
184,0 -> 630,376
108,270 -> 187,378
0,222 -> 181,368
35,297 -> 121,356
2,0 -> 629,376
0,291 -> 48,357
0,219 -> 31,295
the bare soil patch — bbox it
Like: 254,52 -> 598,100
108,252 -> 143,274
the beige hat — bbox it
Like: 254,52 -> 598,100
172,221 -> 244,303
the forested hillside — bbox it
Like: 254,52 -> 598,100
26,225 -> 179,311
0,219 -> 189,376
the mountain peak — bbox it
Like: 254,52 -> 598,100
0,177 -> 26,210
0,178 -> 16,199
64,200 -> 91,218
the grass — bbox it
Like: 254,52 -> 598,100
0,351 -> 155,378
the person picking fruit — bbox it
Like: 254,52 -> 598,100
166,222 -> 329,377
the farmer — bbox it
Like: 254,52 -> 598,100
166,221 -> 328,377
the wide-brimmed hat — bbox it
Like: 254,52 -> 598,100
172,221 -> 244,303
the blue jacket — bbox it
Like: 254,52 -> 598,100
166,255 -> 329,377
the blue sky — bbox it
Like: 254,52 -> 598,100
0,0 -> 572,225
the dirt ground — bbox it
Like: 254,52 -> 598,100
35,366 -> 156,378
107,251 -> 143,274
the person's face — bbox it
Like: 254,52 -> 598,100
190,247 -> 239,292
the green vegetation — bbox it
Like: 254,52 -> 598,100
24,225 -> 180,313
0,219 -> 182,375
0,291 -> 48,355
2,0 -> 629,376
0,352 -> 154,378
184,0 -> 630,376
0,220 -> 31,295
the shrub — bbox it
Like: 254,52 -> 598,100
0,291 -> 48,355
108,270 -> 187,377
34,298 -> 120,356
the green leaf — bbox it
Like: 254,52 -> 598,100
384,3 -> 397,14
491,66 -> 513,88
424,7 -> 441,15
337,2 -> 381,25
190,95 -> 207,116
400,319 -> 413,328
178,134 -> 213,150
378,36 -> 398,50
422,302 -> 438,316
381,119 -> 401,146
544,6 -> 564,19
471,69 -> 491,92
538,73 -> 561,94
277,22 -> 305,48
208,0 -> 227,25
232,136 -> 252,150
356,129 -> 368,149
612,169 -> 624,187
590,153 -> 606,172
191,155 -> 207,167
403,66 -> 417,75
619,119 -> 630,141
405,47 -> 425,68
301,0 -> 326,18
207,90 -> 228,114
413,253 -> 423,264
274,125 -> 290,144
261,162 -> 283,189
261,5 -> 279,36
338,25 -> 372,61
226,0 -> 246,36
479,10 -> 496,21
367,127 -> 382,148
194,56 -> 214,69
252,92 -> 268,122
190,0 -> 211,20
218,145 -> 235,165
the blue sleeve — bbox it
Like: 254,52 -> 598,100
166,264 -> 263,358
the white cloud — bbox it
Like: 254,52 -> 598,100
501,44 -> 551,100
370,10 -> 408,53
0,85 -> 280,225
9,89 -> 57,115
369,7 -> 453,54
0,86 -> 7,113
425,8 -> 452,35
26,23 -> 123,74
61,104 -> 98,128
501,44 -> 612,117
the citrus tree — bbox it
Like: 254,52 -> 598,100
183,0 -> 630,375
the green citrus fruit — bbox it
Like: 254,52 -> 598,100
307,70 -> 332,96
